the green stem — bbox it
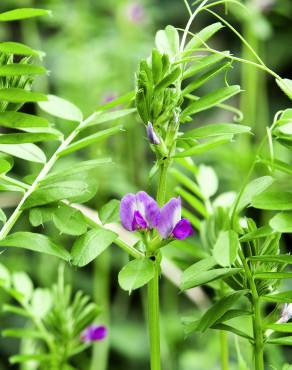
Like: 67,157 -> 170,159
157,160 -> 170,206
219,282 -> 229,370
220,330 -> 229,370
238,249 -> 264,370
0,113 -> 95,240
146,156 -> 170,370
147,260 -> 161,370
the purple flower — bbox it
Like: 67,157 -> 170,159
157,197 -> 193,240
147,122 -> 160,145
126,2 -> 145,23
81,325 -> 107,343
120,191 -> 160,231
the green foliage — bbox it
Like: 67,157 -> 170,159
0,264 -> 100,369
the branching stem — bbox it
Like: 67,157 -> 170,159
0,113 -> 95,240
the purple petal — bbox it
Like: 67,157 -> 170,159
132,210 -> 147,230
172,218 -> 193,240
81,325 -> 107,343
147,122 -> 160,145
136,191 -> 160,229
120,193 -> 136,231
157,197 -> 181,239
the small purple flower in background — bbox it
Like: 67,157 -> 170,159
277,303 -> 292,323
147,122 -> 160,145
126,2 -> 145,23
157,197 -> 193,240
120,191 -> 160,231
81,325 -> 107,343
102,92 -> 117,104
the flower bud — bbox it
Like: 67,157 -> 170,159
147,122 -> 160,145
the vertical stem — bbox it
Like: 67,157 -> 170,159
220,330 -> 229,370
157,160 -> 169,206
90,250 -> 111,370
252,296 -> 264,370
146,158 -> 170,370
239,249 -> 264,370
147,260 -> 161,370
219,282 -> 229,370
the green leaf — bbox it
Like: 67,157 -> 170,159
175,135 -> 233,158
182,86 -> 241,117
265,323 -> 292,333
52,204 -> 88,236
238,176 -> 274,212
29,206 -> 53,227
97,91 -> 135,111
0,64 -> 46,76
58,126 -> 122,157
0,158 -> 13,174
22,181 -> 91,209
38,94 -> 83,122
184,22 -> 224,53
0,111 -> 49,129
182,123 -> 251,138
249,255 -> 292,264
196,291 -> 247,332
252,191 -> 292,210
276,78 -> 292,101
0,42 -> 43,57
270,212 -> 292,233
42,158 -> 111,184
71,227 -> 117,267
99,199 -> 120,224
155,25 -> 179,59
0,232 -> 70,261
0,88 -> 47,103
268,336 -> 292,346
255,272 -> 292,280
12,272 -> 33,301
182,62 -> 231,96
197,164 -> 218,198
183,53 -> 228,79
0,132 -> 60,144
31,288 -> 52,318
2,328 -> 46,339
262,291 -> 292,303
0,143 -> 46,163
239,225 -> 274,242
155,67 -> 181,92
181,267 -> 242,290
83,108 -> 136,129
9,354 -> 50,365
0,208 -> 6,223
181,257 -> 216,290
259,158 -> 292,175
118,258 -> 155,293
213,230 -> 240,267
0,8 -> 50,21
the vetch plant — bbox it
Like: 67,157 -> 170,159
0,264 -> 105,370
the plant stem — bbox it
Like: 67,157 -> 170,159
0,113 -> 95,240
147,260 -> 161,370
219,282 -> 229,370
239,249 -> 264,370
220,330 -> 229,370
146,156 -> 170,370
157,160 -> 169,206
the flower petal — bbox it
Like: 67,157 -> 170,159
120,193 -> 136,231
81,325 -> 107,342
132,210 -> 147,230
136,191 -> 160,228
147,122 -> 160,145
172,218 -> 193,240
157,197 -> 181,239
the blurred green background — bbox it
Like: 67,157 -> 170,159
0,0 -> 292,369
